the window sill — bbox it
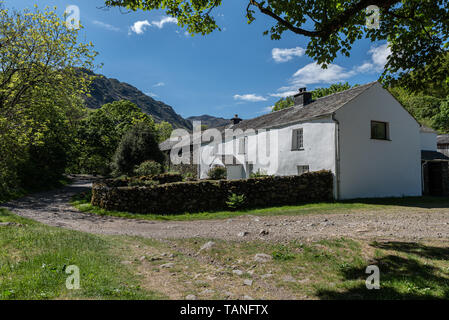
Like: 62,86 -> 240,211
291,148 -> 304,151
370,138 -> 391,141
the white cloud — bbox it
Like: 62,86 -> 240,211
233,94 -> 267,102
145,92 -> 158,98
129,17 -> 178,35
153,82 -> 165,87
130,20 -> 151,34
269,91 -> 297,98
292,63 -> 355,85
272,47 -> 305,63
270,43 -> 391,100
92,20 -> 120,32
369,43 -> 391,70
151,16 -> 178,29
355,43 -> 392,73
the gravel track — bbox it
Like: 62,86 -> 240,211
2,177 -> 449,242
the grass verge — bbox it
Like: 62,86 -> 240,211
71,191 -> 449,221
0,208 -> 163,300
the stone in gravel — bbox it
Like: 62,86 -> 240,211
261,273 -> 273,279
139,256 -> 146,262
238,231 -> 249,237
148,256 -> 162,261
121,260 -> 132,265
160,263 -> 174,268
185,294 -> 197,300
243,279 -> 253,286
199,241 -> 215,252
254,253 -> 272,263
282,275 -> 296,282
247,270 -> 255,276
201,289 -> 215,295
0,222 -> 22,227
232,269 -> 243,276
259,229 -> 269,236
243,295 -> 254,300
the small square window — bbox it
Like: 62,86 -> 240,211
371,121 -> 389,140
297,165 -> 309,175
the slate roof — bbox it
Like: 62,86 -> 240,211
420,126 -> 437,133
422,150 -> 449,161
160,81 -> 378,151
437,134 -> 449,145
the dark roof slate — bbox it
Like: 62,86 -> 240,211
159,82 -> 377,151
422,150 -> 449,161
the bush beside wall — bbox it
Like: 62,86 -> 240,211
91,170 -> 333,215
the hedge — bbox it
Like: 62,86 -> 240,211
91,170 -> 334,215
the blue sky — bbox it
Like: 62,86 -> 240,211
9,0 -> 390,120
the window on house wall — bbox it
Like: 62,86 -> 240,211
297,165 -> 309,175
238,137 -> 246,154
371,121 -> 389,140
292,128 -> 304,150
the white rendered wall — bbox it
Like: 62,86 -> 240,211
335,83 -> 422,199
420,132 -> 437,151
199,117 -> 336,181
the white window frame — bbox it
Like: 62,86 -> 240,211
292,128 -> 304,150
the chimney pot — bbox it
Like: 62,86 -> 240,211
231,114 -> 242,125
294,88 -> 312,107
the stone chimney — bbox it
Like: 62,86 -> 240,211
230,114 -> 242,125
294,88 -> 312,106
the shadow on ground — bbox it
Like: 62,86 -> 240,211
341,196 -> 449,209
317,241 -> 449,300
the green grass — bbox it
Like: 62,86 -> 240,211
71,191 -> 449,221
173,237 -> 449,299
0,208 -> 162,300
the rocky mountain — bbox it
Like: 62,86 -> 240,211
187,114 -> 230,128
82,69 -> 192,130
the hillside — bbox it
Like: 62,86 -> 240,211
82,70 -> 192,130
187,115 -> 230,128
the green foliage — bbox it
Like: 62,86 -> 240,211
72,100 -> 158,175
0,5 -> 96,198
226,193 -> 246,210
432,96 -> 449,133
312,82 -> 357,99
249,169 -> 269,178
207,166 -> 227,180
133,160 -> 162,177
104,0 -> 449,91
271,96 -> 294,112
155,121 -> 173,143
113,123 -> 164,176
389,86 -> 444,130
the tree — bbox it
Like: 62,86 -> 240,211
271,96 -> 294,112
432,96 -> 449,133
0,5 -> 96,197
312,82 -> 356,99
270,82 -> 357,112
113,123 -> 165,176
104,0 -> 449,89
155,121 -> 173,142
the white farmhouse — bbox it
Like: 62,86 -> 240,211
161,82 -> 449,199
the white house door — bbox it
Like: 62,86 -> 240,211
227,165 -> 244,180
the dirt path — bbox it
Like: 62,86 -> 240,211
2,177 -> 449,242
